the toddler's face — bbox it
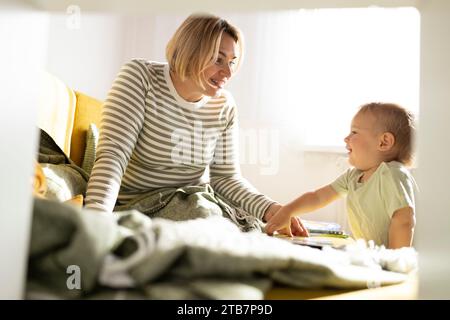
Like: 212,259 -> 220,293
344,112 -> 382,171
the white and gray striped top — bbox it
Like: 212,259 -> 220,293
85,59 -> 275,220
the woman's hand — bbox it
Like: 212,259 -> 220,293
263,203 -> 282,222
264,205 -> 309,237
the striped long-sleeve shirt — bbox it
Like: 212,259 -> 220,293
85,59 -> 276,220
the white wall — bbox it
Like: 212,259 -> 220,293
416,0 -> 450,299
121,14 -> 185,63
46,13 -> 125,100
0,8 -> 49,299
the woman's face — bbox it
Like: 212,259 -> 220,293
200,32 -> 239,97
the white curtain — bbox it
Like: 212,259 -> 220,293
226,8 -> 420,148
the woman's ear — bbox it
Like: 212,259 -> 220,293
378,132 -> 395,151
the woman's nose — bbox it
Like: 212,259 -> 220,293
221,64 -> 232,78
344,135 -> 349,143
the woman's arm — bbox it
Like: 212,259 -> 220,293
263,203 -> 282,222
85,60 -> 148,212
265,185 -> 339,236
264,203 -> 309,237
388,207 -> 415,249
209,101 -> 277,221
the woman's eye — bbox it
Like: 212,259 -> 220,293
215,58 -> 223,65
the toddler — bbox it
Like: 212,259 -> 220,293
266,103 -> 418,248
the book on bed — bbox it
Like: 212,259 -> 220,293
302,220 -> 349,238
274,220 -> 352,249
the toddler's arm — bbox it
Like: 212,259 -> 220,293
388,207 -> 415,249
265,185 -> 339,236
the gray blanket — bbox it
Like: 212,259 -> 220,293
37,128 -> 89,182
114,184 -> 265,232
27,198 -> 410,300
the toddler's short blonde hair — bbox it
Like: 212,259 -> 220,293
166,13 -> 243,89
358,102 -> 415,166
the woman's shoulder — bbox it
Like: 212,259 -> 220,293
123,59 -> 167,75
117,60 -> 169,89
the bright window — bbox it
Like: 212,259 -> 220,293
231,7 -> 420,150
297,8 -> 420,148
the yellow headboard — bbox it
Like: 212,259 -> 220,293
38,73 -> 103,167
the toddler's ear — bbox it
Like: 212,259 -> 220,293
379,132 -> 395,151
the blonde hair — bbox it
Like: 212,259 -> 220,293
358,102 -> 416,166
166,13 -> 243,89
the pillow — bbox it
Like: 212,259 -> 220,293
41,163 -> 87,202
37,72 -> 77,156
70,91 -> 103,166
81,123 -> 99,176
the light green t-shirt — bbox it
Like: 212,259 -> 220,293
330,161 -> 417,247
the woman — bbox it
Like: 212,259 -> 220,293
85,13 -> 307,235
